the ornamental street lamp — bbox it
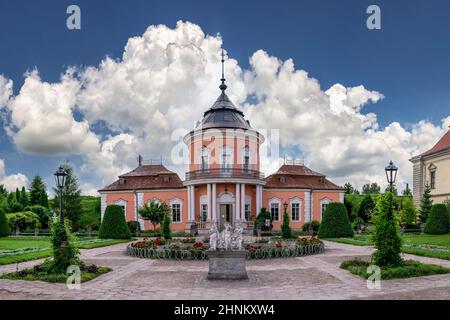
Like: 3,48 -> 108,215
385,160 -> 398,218
54,165 -> 68,224
283,201 -> 288,212
385,160 -> 398,192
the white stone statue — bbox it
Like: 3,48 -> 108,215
232,226 -> 244,251
209,222 -> 219,251
208,222 -> 245,251
222,223 -> 232,250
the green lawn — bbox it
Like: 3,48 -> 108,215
0,236 -> 132,265
326,233 -> 450,260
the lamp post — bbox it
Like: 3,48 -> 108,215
385,160 -> 398,218
283,201 -> 288,212
54,165 -> 68,224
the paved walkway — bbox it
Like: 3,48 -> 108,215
0,241 -> 449,300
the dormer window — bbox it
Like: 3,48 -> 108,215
163,176 -> 170,183
119,178 -> 126,185
279,176 -> 286,183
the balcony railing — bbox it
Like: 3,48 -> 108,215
185,168 -> 265,181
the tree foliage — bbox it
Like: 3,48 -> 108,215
0,208 -> 10,237
162,212 -> 172,240
138,201 -> 168,231
281,208 -> 292,238
399,197 -> 417,227
419,184 -> 433,224
52,164 -> 82,230
99,205 -> 131,239
6,211 -> 40,231
29,175 -> 49,208
317,203 -> 353,238
371,192 -> 402,267
49,218 -> 79,273
362,183 -> 381,195
254,208 -> 273,231
424,204 -> 449,235
358,194 -> 375,222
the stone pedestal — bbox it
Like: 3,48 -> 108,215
207,250 -> 248,280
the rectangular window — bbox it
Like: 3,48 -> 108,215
321,203 -> 328,217
430,171 -> 436,189
244,204 -> 251,220
270,203 -> 279,221
172,204 -> 181,222
291,203 -> 300,221
201,204 -> 208,222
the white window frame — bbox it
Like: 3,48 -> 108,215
320,197 -> 332,220
290,197 -> 302,222
169,198 -> 182,223
219,145 -> 233,170
198,146 -> 210,171
241,145 -> 251,172
114,199 -> 127,216
269,197 -> 281,221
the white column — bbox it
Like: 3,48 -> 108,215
241,183 -> 245,220
235,183 -> 240,222
100,193 -> 107,221
136,192 -> 145,230
207,184 -> 212,220
190,186 -> 195,221
256,185 -> 261,216
212,183 -> 217,221
339,192 -> 344,203
187,186 -> 192,221
304,191 -> 311,222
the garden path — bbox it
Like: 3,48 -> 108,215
0,240 -> 449,299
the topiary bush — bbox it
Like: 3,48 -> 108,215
99,205 -> 131,239
127,220 -> 141,236
318,203 -> 353,238
371,192 -> 402,267
50,218 -> 79,273
302,220 -> 321,233
0,208 -> 10,237
6,211 -> 40,231
162,213 -> 171,240
254,208 -> 273,232
281,209 -> 292,238
424,204 -> 449,235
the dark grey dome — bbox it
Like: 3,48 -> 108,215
197,92 -> 251,130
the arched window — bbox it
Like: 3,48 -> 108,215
219,145 -> 232,173
269,197 -> 281,221
169,198 -> 182,223
290,197 -> 302,221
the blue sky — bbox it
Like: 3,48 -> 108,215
0,0 -> 449,194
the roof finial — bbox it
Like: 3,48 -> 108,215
219,48 -> 227,93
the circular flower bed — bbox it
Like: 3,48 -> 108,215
126,236 -> 325,260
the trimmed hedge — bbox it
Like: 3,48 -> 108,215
127,221 -> 141,235
99,205 -> 132,239
0,208 -> 10,237
424,204 -> 449,235
318,203 -> 353,238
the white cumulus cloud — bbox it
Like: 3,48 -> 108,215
0,159 -> 29,192
1,21 -> 449,193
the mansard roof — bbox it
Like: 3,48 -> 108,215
99,164 -> 184,192
264,164 -> 343,190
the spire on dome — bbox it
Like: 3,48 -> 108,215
219,48 -> 227,92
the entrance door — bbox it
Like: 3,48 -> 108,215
219,204 -> 232,229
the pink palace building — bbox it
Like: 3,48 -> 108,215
99,58 -> 344,233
